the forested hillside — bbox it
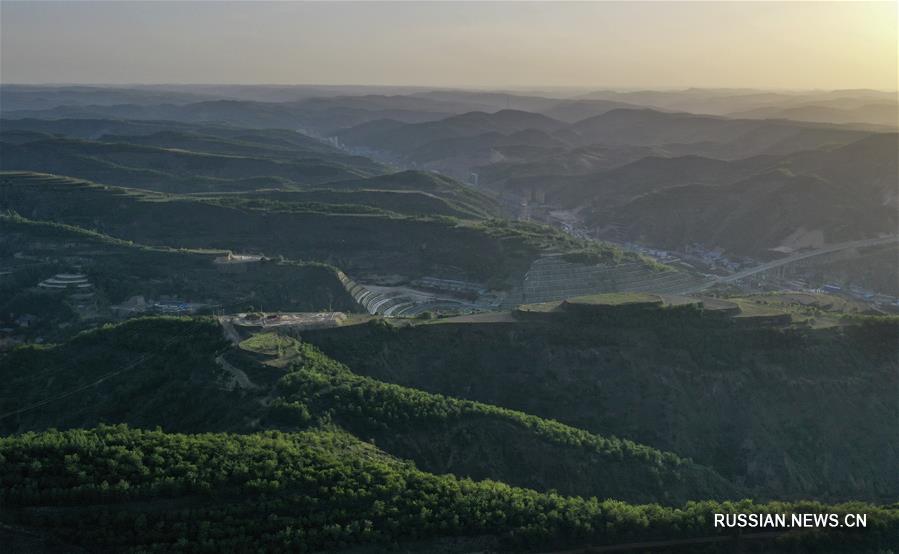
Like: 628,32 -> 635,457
0,318 -> 733,505
0,172 -> 642,285
0,318 -> 261,434
0,214 -> 358,341
302,306 -> 899,502
2,79 -> 896,554
5,426 -> 896,553
2,317 -> 897,553
267,334 -> 738,504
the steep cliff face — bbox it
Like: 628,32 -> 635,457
303,311 -> 899,501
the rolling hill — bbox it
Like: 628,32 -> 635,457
336,109 -> 567,155
0,120 -> 501,217
0,213 -> 360,342
2,314 -> 895,552
3,85 -> 897,553
537,98 -> 652,123
328,106 -> 882,207
728,102 -> 898,128
0,316 -> 735,505
578,88 -> 898,118
0,93 -> 479,135
603,171 -> 895,257
581,134 -> 898,256
499,153 -> 771,209
0,132 -> 382,193
6,424 -> 893,553
564,108 -> 874,158
0,84 -> 216,111
1,117 -> 348,155
475,143 -> 670,188
317,170 -> 500,217
0,172 -> 630,286
301,302 -> 899,502
337,105 -> 877,166
408,129 -> 567,166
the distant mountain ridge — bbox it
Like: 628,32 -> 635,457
0,134 -> 380,193
592,135 -> 898,257
728,102 -> 898,128
337,109 -> 566,154
563,108 -> 874,157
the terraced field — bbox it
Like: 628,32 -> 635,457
505,255 -> 707,307
336,253 -> 706,316
0,171 -> 543,283
337,271 -> 486,316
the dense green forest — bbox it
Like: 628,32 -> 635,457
301,307 -> 899,501
0,318 -> 263,434
2,317 -> 897,552
0,318 -> 732,504
269,335 -> 739,504
2,425 -> 897,553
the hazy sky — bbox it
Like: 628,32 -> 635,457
1,1 -> 896,90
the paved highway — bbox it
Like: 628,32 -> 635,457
689,235 -> 899,292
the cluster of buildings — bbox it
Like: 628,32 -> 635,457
754,277 -> 899,310
618,242 -> 683,265
821,283 -> 899,307
213,253 -> 264,273
680,244 -> 757,273
111,295 -> 210,317
229,311 -> 347,331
